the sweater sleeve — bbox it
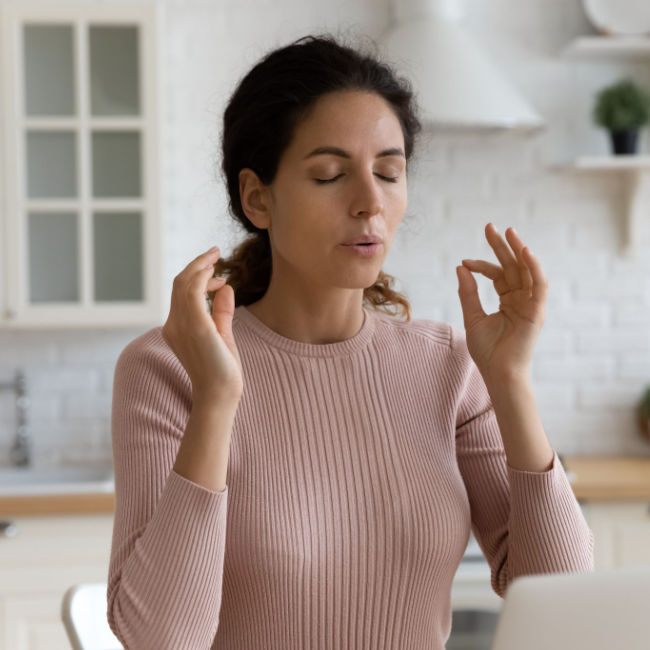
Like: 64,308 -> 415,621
106,329 -> 229,650
449,325 -> 595,598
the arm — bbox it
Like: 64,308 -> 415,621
452,328 -> 595,598
106,332 -> 237,649
484,371 -> 554,473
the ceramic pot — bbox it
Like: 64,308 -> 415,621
610,128 -> 639,155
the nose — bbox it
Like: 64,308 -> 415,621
350,170 -> 383,217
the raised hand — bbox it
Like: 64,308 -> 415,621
456,223 -> 548,384
162,246 -> 244,403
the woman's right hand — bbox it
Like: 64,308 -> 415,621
161,246 -> 244,403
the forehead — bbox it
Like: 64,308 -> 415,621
288,90 -> 405,156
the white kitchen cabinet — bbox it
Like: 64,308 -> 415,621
0,2 -> 164,329
582,501 -> 650,569
0,513 -> 114,650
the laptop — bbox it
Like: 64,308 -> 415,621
490,564 -> 650,650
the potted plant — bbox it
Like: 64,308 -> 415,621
592,77 -> 650,155
637,385 -> 650,442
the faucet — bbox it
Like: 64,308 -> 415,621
0,369 -> 30,467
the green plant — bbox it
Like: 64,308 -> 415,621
638,386 -> 650,441
639,386 -> 650,420
593,78 -> 650,131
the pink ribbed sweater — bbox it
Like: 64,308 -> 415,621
107,304 -> 594,650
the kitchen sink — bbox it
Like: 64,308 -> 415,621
0,464 -> 115,495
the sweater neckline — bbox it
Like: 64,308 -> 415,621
234,304 -> 376,358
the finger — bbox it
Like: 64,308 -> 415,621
187,264 -> 221,296
183,247 -> 221,276
485,223 -> 521,288
461,259 -> 501,280
206,276 -> 227,288
212,281 -> 235,339
523,246 -> 548,305
461,259 -> 510,296
504,227 -> 533,292
456,265 -> 487,331
204,277 -> 227,312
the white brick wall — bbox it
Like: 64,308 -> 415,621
1,0 -> 650,463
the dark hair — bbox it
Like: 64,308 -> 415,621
209,32 -> 422,321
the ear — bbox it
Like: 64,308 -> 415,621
239,168 -> 272,230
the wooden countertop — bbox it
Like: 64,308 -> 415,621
0,492 -> 114,516
562,455 -> 650,501
1,455 -> 649,515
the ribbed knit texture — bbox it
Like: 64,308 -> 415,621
107,304 -> 595,650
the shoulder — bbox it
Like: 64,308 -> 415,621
370,309 -> 475,376
371,309 -> 449,345
113,326 -> 191,394
371,309 -> 468,356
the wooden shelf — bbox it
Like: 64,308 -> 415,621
562,36 -> 650,61
558,35 -> 650,257
554,155 -> 650,257
573,154 -> 650,169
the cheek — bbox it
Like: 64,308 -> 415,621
270,208 -> 326,261
388,186 -> 408,218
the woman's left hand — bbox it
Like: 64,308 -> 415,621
456,223 -> 548,384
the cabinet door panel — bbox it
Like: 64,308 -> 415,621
23,24 -> 75,117
91,131 -> 142,198
89,25 -> 140,116
27,211 -> 80,303
25,131 -> 78,199
616,520 -> 650,567
0,515 -> 114,649
583,501 -> 650,568
93,211 -> 143,301
3,593 -> 71,650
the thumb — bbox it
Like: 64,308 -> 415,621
211,282 -> 235,341
456,265 -> 487,331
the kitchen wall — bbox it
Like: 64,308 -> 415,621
1,0 -> 650,465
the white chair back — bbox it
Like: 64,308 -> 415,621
61,583 -> 123,650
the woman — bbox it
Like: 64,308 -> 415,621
107,33 -> 594,650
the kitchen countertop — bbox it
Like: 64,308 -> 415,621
1,455 -> 649,516
561,454 -> 650,501
0,492 -> 114,515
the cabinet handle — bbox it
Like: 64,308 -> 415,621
0,520 -> 18,538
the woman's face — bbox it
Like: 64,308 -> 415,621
256,90 -> 408,294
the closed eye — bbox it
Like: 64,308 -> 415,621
314,173 -> 398,184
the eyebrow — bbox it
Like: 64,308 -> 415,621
302,146 -> 405,160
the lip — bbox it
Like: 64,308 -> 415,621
340,242 -> 382,257
341,235 -> 384,246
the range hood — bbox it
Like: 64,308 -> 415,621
379,0 -> 545,133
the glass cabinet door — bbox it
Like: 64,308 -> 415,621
22,22 -> 144,306
1,3 -> 160,327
